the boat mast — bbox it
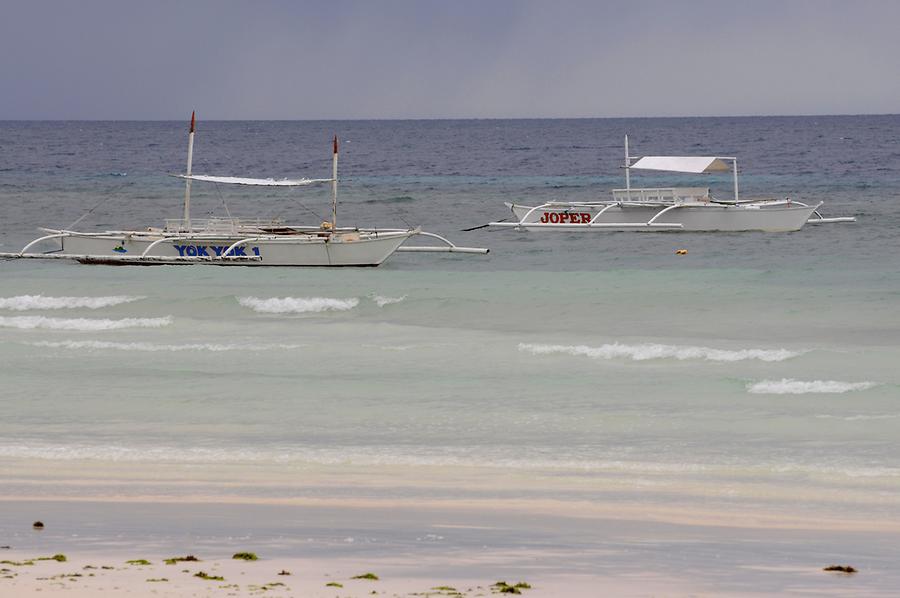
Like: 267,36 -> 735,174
331,135 -> 338,230
624,134 -> 631,200
183,111 -> 196,232
732,158 -> 739,202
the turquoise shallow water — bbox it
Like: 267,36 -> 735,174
0,117 -> 899,521
0,262 -> 897,522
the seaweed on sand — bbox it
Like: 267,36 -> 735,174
491,580 -> 531,594
164,555 -> 200,565
232,552 -> 258,561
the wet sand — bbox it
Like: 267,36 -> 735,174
0,497 -> 893,597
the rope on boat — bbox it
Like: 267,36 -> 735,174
66,181 -> 131,229
213,182 -> 233,219
286,192 -> 326,224
461,218 -> 506,232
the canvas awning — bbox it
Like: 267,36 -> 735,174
629,156 -> 734,174
173,174 -> 333,186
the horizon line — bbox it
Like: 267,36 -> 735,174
1,112 -> 898,122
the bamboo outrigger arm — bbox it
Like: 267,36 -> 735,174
0,252 -> 261,263
0,230 -> 261,263
395,231 -> 489,254
488,221 -> 683,230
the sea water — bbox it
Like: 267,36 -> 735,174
0,117 -> 899,522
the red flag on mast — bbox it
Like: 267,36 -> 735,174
333,134 -> 338,155
189,111 -> 196,133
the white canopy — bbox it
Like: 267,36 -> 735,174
629,156 -> 734,174
174,174 -> 333,187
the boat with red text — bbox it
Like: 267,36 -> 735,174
489,136 -> 855,232
2,114 -> 488,266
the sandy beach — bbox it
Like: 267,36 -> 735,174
1,494 -> 894,597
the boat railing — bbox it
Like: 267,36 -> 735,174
163,217 -> 284,233
611,187 -> 710,204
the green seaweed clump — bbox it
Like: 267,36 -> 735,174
232,552 -> 258,561
278,569 -> 291,575
326,581 -> 344,587
432,587 -> 457,592
36,554 -> 67,563
146,578 -> 169,582
0,560 -> 34,567
824,565 -> 857,574
194,571 -> 225,581
126,559 -> 152,566
164,555 -> 200,565
352,572 -> 379,580
492,581 -> 528,594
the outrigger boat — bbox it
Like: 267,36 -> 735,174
490,136 -> 855,232
2,114 -> 487,266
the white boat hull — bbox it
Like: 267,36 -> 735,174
507,202 -> 819,232
59,231 -> 414,266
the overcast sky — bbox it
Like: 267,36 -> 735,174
1,0 -> 898,119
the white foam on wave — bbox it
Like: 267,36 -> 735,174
0,294 -> 143,311
371,294 -> 407,307
816,413 -> 900,421
29,340 -> 305,352
238,296 -> 359,314
748,379 -> 878,395
0,442 -> 709,471
519,342 -> 803,363
0,315 -> 172,331
2,442 -> 898,480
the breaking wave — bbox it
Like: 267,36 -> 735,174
0,295 -> 143,311
815,414 -> 900,421
1,442 -> 897,480
748,379 -> 878,394
238,296 -> 359,313
518,342 -> 803,362
29,340 -> 305,352
0,315 -> 172,331
371,294 -> 406,307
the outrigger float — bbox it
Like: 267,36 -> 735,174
2,113 -> 488,266
490,136 -> 855,232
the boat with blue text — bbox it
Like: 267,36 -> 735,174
2,114 -> 488,266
